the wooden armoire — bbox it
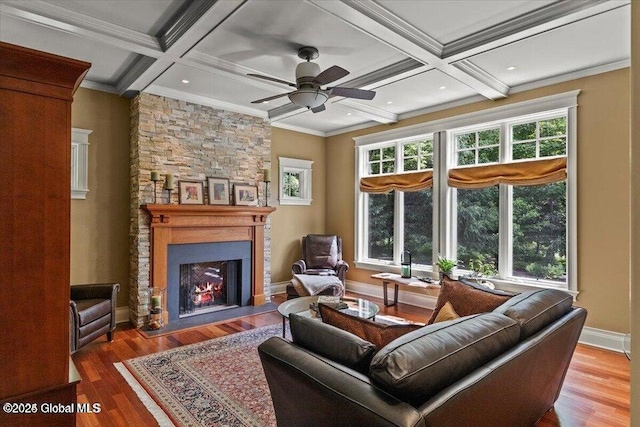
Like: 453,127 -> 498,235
0,42 -> 90,426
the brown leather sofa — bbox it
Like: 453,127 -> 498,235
287,234 -> 349,299
258,289 -> 587,427
69,283 -> 120,354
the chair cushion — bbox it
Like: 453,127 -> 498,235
304,235 -> 339,269
74,299 -> 111,326
289,313 -> 376,374
370,313 -> 520,407
493,289 -> 574,340
428,275 -> 513,324
319,304 -> 422,350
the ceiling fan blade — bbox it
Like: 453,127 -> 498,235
329,86 -> 376,100
314,65 -> 349,85
251,93 -> 291,104
311,104 -> 326,113
247,73 -> 296,87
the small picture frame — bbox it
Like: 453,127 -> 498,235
178,180 -> 205,205
207,177 -> 230,205
233,184 -> 258,206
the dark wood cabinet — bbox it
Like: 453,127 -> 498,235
0,42 -> 90,426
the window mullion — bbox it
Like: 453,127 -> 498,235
439,131 -> 455,261
498,123 -> 511,279
394,142 -> 403,264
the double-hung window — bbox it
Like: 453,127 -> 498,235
359,136 -> 435,268
448,111 -> 570,289
355,91 -> 578,293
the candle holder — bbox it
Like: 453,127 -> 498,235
264,181 -> 270,207
151,174 -> 161,204
262,168 -> 271,207
147,287 -> 166,330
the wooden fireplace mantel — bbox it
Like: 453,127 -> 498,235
142,204 -> 276,306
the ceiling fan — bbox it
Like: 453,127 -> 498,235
248,46 -> 376,113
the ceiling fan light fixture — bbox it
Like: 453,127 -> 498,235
288,89 -> 328,109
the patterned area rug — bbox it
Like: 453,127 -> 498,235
116,323 -> 284,426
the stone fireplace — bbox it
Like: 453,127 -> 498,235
130,93 -> 272,326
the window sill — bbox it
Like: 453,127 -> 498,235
278,198 -> 312,206
354,260 -> 578,299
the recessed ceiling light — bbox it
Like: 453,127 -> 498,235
386,101 -> 393,104
262,101 -> 269,104
181,79 -> 190,84
346,112 -> 352,116
439,86 -> 447,90
507,66 -> 517,71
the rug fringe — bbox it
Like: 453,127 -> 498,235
114,362 -> 176,427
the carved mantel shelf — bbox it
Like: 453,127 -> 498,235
141,204 -> 276,307
143,204 -> 276,226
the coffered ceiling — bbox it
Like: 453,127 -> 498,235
0,0 -> 631,136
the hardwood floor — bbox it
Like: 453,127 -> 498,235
72,293 -> 630,427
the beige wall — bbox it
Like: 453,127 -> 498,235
270,127 -> 326,283
70,88 -> 131,307
326,69 -> 631,333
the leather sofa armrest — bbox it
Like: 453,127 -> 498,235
335,260 -> 349,283
258,337 -> 424,427
69,300 -> 79,354
71,283 -> 120,301
292,260 -> 306,275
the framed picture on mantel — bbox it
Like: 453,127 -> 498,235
234,184 -> 258,206
207,177 -> 230,205
178,180 -> 205,205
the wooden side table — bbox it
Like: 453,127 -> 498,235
370,273 -> 440,307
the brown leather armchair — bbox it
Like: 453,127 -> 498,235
292,234 -> 349,282
70,283 -> 120,354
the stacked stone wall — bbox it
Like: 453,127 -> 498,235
129,93 -> 272,326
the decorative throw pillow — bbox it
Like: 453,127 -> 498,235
319,304 -> 422,350
427,275 -> 513,324
433,301 -> 460,323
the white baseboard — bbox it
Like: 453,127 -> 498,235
346,280 -> 438,310
579,327 -> 626,353
116,306 -> 130,324
269,281 -> 290,295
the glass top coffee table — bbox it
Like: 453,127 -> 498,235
277,296 -> 380,337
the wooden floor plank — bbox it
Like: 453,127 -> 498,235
72,293 -> 630,427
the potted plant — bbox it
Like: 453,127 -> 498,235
436,255 -> 457,280
466,257 -> 498,289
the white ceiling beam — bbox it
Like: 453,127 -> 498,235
307,0 -> 508,100
0,0 -> 162,57
442,0 -> 629,62
180,51 -> 294,92
330,99 -> 398,124
145,84 -> 268,119
117,0 -> 246,95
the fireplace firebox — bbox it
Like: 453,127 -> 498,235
179,260 -> 240,317
167,241 -> 252,322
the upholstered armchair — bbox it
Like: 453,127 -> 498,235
292,234 -> 349,284
70,283 -> 120,354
